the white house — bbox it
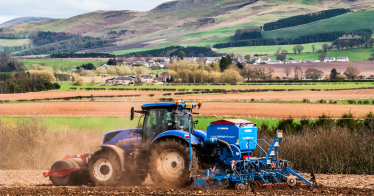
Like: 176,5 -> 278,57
163,57 -> 170,62
153,77 -> 164,84
205,57 -> 214,64
261,57 -> 271,64
268,60 -> 283,64
100,64 -> 107,68
106,77 -> 134,85
250,58 -> 261,64
302,75 -> 325,80
71,67 -> 77,71
285,60 -> 301,64
324,57 -> 335,62
146,62 -> 154,68
157,62 -> 166,68
141,74 -> 153,83
304,60 -> 320,63
337,57 -> 349,62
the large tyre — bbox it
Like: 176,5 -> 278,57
149,138 -> 199,187
88,150 -> 122,186
49,158 -> 88,186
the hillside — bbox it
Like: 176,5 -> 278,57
1,0 -> 373,55
0,17 -> 52,28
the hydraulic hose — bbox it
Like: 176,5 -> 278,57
217,139 -> 233,153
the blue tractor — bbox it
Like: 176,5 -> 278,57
44,101 -> 314,189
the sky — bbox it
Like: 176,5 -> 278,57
0,0 -> 168,24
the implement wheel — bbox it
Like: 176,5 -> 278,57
88,150 -> 122,186
287,176 -> 297,186
149,138 -> 199,187
49,158 -> 88,186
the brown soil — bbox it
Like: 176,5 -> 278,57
176,89 -> 374,101
1,170 -> 373,195
1,102 -> 373,118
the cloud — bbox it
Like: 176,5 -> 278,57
0,0 -> 166,24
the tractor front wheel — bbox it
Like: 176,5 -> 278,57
149,138 -> 199,187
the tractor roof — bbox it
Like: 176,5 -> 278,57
141,102 -> 197,110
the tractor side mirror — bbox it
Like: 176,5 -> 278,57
194,120 -> 199,125
130,107 -> 134,121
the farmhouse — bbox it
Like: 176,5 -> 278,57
156,62 -> 166,68
304,60 -> 320,63
250,58 -> 261,64
301,75 -> 325,80
71,67 -> 77,71
205,57 -> 214,64
324,57 -> 335,62
268,60 -> 283,64
141,74 -> 153,83
285,60 -> 301,64
337,57 -> 349,62
106,77 -> 134,85
262,57 -> 271,63
153,77 -> 164,84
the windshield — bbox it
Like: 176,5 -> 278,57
173,109 -> 192,132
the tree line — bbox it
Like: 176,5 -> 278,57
14,36 -> 116,56
130,46 -> 221,57
0,72 -> 60,94
263,8 -> 351,31
0,54 -> 25,72
213,29 -> 371,48
234,27 -> 262,40
51,53 -> 115,58
32,31 -> 77,46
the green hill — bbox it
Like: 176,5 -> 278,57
262,11 -> 374,39
0,0 -> 373,55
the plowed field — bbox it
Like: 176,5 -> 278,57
2,89 -> 374,102
176,89 -> 374,101
1,170 -> 373,195
1,102 -> 373,118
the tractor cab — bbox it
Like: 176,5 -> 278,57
132,101 -> 200,147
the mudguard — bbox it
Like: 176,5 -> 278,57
98,144 -> 127,171
151,130 -> 200,145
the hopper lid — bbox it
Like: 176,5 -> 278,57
211,119 -> 253,124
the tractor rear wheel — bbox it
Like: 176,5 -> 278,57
88,150 -> 122,186
149,138 -> 199,187
49,158 -> 88,186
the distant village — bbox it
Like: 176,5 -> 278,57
70,55 -> 350,85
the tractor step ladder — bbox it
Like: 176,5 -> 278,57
266,130 -> 283,165
136,154 -> 148,176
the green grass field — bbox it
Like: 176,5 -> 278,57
60,81 -> 374,91
268,48 -> 374,62
0,116 -> 282,132
20,59 -> 107,71
262,11 -> 374,39
214,43 -> 330,56
268,53 -> 321,62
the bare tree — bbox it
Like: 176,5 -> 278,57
295,45 -> 304,54
135,53 -> 142,60
283,67 -> 292,78
305,69 -> 324,80
312,44 -> 315,52
241,65 -> 253,81
344,66 -> 360,79
322,44 -> 329,53
267,67 -> 275,80
294,66 -> 303,80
